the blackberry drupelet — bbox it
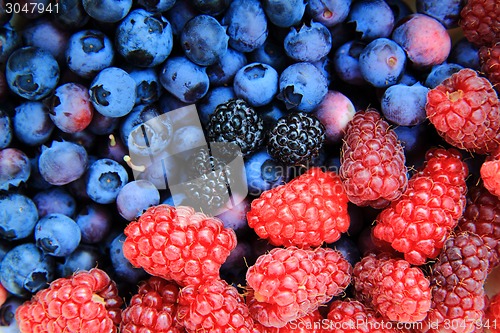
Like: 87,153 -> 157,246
267,112 -> 325,166
207,98 -> 265,156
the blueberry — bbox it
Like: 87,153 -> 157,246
76,204 -> 112,244
449,37 -> 480,70
109,233 -> 147,284
6,46 -> 60,101
51,0 -> 89,29
391,13 -> 451,68
248,38 -> 288,74
207,47 -> 248,87
38,140 -> 88,186
256,101 -> 287,131
234,63 -> 278,107
0,148 -> 31,191
33,187 -> 76,219
181,15 -> 229,66
138,0 -> 176,12
262,0 -> 306,27
129,68 -> 161,105
160,56 -> 209,103
424,62 -> 464,88
66,29 -> 115,79
277,62 -> 328,112
198,86 -> 236,125
416,0 -> 464,29
245,149 -> 285,197
164,0 -> 197,36
35,213 -> 82,257
89,67 -> 136,118
0,193 -> 38,240
191,0 -> 231,15
86,158 -> 129,204
0,243 -> 55,297
0,26 -> 21,65
328,234 -> 361,267
82,0 -> 132,23
359,37 -> 407,88
88,112 -> 120,136
116,9 -> 173,67
22,18 -> 70,62
332,40 -> 367,86
347,0 -> 395,41
28,155 -> 52,191
0,110 -> 11,149
381,82 -> 429,126
284,21 -> 332,62
116,180 -> 160,221
49,83 -> 94,133
385,0 -> 414,23
222,0 -> 268,53
13,101 -> 54,146
97,134 -> 128,163
56,245 -> 101,278
307,0 -> 352,27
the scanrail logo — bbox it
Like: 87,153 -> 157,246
125,104 -> 248,216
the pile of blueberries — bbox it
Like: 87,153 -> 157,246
0,0 -> 483,329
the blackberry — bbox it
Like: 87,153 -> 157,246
183,146 -> 234,215
267,112 -> 325,166
207,99 -> 265,156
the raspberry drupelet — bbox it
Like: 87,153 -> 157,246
480,147 -> 500,198
459,0 -> 500,47
479,42 -> 500,92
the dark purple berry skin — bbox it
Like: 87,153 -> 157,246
109,233 -> 147,284
263,0 -> 306,27
248,38 -> 288,74
13,101 -> 54,146
332,40 -> 367,86
0,110 -> 11,149
38,141 -> 88,186
416,0 -> 465,29
33,187 -> 77,218
0,148 -> 31,191
76,204 -> 112,244
424,62 -> 464,88
328,234 -> 362,267
82,0 -> 132,23
207,48 -> 248,87
56,245 -> 101,278
449,37 -> 480,70
22,18 -> 70,62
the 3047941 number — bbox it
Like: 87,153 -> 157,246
5,2 -> 59,14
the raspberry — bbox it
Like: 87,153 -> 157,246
457,183 -> 500,268
246,246 -> 351,328
326,299 -> 398,333
459,0 -> 500,47
120,277 -> 183,333
485,292 -> 500,333
247,167 -> 350,248
420,232 -> 490,333
15,268 -> 122,333
373,148 -> 468,265
123,204 -> 237,287
353,254 -> 431,322
426,68 -> 500,155
252,310 -> 323,333
479,43 -> 500,91
480,148 -> 500,198
339,109 -> 408,209
176,278 -> 254,333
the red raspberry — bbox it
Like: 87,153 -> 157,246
120,277 -> 184,333
426,68 -> 500,155
485,292 -> 500,333
176,278 -> 254,333
326,299 -> 398,333
353,254 -> 431,322
15,268 -> 122,333
479,43 -> 500,91
459,0 -> 500,47
252,310 -> 324,333
247,167 -> 350,248
123,204 -> 237,287
373,148 -> 468,265
339,109 -> 408,209
421,232 -> 490,333
246,246 -> 351,328
457,183 -> 500,268
480,148 -> 500,198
